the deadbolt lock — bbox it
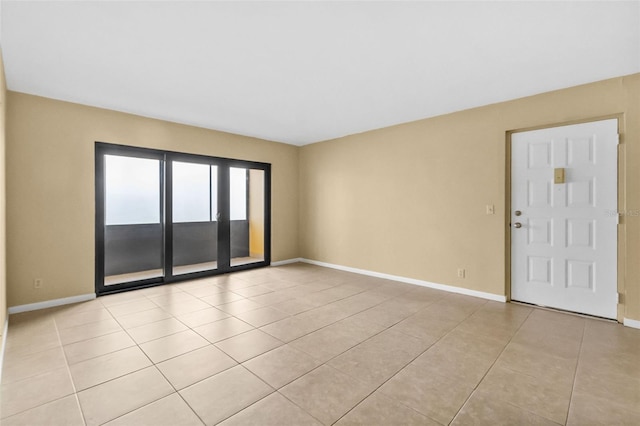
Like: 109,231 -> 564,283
515,210 -> 522,216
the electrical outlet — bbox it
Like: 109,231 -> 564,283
34,278 -> 44,289
457,268 -> 465,278
486,204 -> 495,215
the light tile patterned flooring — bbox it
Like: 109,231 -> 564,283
1,263 -> 639,425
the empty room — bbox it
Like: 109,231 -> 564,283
0,1 -> 639,425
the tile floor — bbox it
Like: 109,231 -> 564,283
1,263 -> 639,425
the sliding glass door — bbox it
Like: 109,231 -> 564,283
100,149 -> 165,287
170,160 -> 219,276
95,143 -> 271,295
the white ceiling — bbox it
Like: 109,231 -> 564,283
1,1 -> 639,146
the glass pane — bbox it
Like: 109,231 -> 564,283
105,155 -> 160,225
230,167 -> 247,220
230,168 -> 265,267
172,161 -> 218,275
211,168 -> 218,221
104,155 -> 163,285
173,162 -> 210,223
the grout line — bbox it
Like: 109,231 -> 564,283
565,318 -> 588,425
448,305 -> 535,424
62,330 -> 133,365
3,264 -> 607,425
89,296 -> 188,425
170,376 -> 209,426
284,275 -> 442,345
1,312 -> 84,422
331,297 -> 489,425
276,389 -> 327,425
55,310 -> 88,426
454,306 -> 585,425
211,365 -> 282,424
228,267 -> 488,423
0,274 -> 262,422
180,272 -> 424,424
111,272 -> 279,424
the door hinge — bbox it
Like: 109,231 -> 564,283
617,292 -> 624,304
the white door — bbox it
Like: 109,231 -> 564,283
511,119 -> 618,319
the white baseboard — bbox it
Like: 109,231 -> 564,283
0,316 -> 8,385
623,318 -> 640,329
8,293 -> 97,315
300,258 -> 507,303
271,258 -> 303,267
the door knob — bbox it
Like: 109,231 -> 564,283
514,222 -> 522,228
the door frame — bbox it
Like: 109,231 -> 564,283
505,114 -> 625,322
95,142 -> 272,296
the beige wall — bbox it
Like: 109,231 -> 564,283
299,73 -> 640,322
6,93 -> 299,306
6,73 -> 640,323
